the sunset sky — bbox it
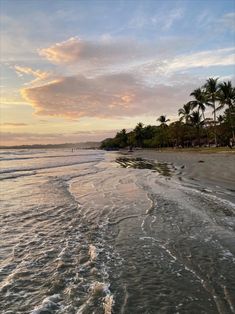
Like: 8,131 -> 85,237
1,0 -> 235,146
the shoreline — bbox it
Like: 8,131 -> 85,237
131,146 -> 235,154
124,149 -> 235,202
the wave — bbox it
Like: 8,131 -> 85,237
0,151 -> 104,162
1,150 -> 234,313
0,159 -> 102,176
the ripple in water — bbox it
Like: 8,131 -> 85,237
0,149 -> 234,313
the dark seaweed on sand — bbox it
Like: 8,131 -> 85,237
116,157 -> 172,177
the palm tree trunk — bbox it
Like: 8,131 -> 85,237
228,106 -> 235,146
202,111 -> 208,146
213,101 -> 217,146
197,126 -> 201,147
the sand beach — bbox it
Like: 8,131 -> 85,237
1,148 -> 235,313
130,149 -> 235,200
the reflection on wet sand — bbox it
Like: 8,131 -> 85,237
116,157 -> 172,177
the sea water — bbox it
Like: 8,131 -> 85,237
0,149 -> 234,313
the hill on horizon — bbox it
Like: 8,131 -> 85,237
0,141 -> 101,149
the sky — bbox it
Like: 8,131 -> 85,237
0,0 -> 235,146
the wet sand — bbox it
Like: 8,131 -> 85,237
130,149 -> 235,201
1,149 -> 235,313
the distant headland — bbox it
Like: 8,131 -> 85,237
0,142 -> 101,150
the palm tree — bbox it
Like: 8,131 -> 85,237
157,115 -> 170,126
217,81 -> 235,144
190,111 -> 203,146
189,88 -> 210,145
189,88 -> 208,121
178,103 -> 192,124
134,122 -> 144,147
217,115 -> 224,125
156,116 -> 170,147
204,77 -> 219,145
115,129 -> 128,147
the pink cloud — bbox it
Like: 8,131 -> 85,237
14,65 -> 52,86
39,37 -> 163,66
15,66 -> 50,79
21,73 -> 195,119
38,37 -> 235,74
39,37 -> 82,64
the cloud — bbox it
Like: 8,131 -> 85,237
21,72 -> 198,119
13,37 -> 235,127
38,37 -> 235,79
0,15 -> 35,62
197,11 -> 235,33
38,36 -> 187,68
136,47 -> 235,78
0,130 -> 117,145
161,8 -> 184,30
169,48 -> 235,70
15,66 -> 50,79
14,65 -> 51,85
39,37 -> 143,65
1,122 -> 28,127
219,12 -> 235,32
128,8 -> 184,31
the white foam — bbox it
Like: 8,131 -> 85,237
103,294 -> 114,314
90,281 -> 109,293
30,294 -> 61,314
89,244 -> 98,261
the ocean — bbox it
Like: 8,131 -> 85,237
0,149 -> 234,314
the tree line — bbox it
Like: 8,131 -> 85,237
101,78 -> 235,150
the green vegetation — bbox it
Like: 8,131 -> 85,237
101,78 -> 235,150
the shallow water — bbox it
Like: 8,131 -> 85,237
0,149 -> 234,314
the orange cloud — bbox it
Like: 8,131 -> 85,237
14,65 -> 51,86
39,37 -> 151,66
39,37 -> 82,63
15,66 -> 50,80
121,94 -> 135,103
21,73 -> 196,119
1,122 -> 28,127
